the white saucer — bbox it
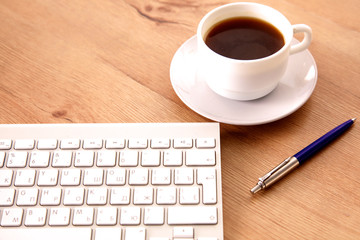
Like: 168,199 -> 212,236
170,35 -> 318,125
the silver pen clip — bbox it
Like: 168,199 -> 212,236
251,156 -> 299,194
257,157 -> 292,188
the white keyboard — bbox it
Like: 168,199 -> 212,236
0,123 -> 223,240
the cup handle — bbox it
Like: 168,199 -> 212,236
290,24 -> 312,55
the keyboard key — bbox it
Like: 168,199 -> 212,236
49,207 -> 71,226
133,187 -> 153,205
63,188 -> 85,205
196,138 -> 216,148
174,168 -> 193,185
124,227 -> 146,240
0,152 -> 5,167
37,139 -> 58,149
52,151 -> 72,167
96,150 -> 116,167
17,188 -> 38,206
129,168 -> 149,185
95,228 -> 121,240
0,189 -> 15,206
87,188 -> 107,205
163,150 -> 183,166
144,207 -> 164,225
40,188 -> 61,206
0,139 -> 12,150
168,206 -> 217,225
156,187 -> 176,205
61,169 -> 81,186
173,138 -> 193,148
173,227 -> 194,238
96,207 -> 117,226
110,187 -> 130,205
141,150 -> 161,166
0,208 -> 23,226
0,169 -> 13,186
73,207 -> 94,226
152,168 -> 171,185
197,168 -> 217,204
7,151 -> 28,168
128,138 -> 148,149
186,149 -> 216,166
14,169 -> 36,186
179,187 -> 200,204
74,151 -> 94,167
29,151 -> 50,167
14,139 -> 35,150
83,139 -> 103,149
105,138 -> 125,149
151,138 -> 170,149
37,169 -> 58,186
106,168 -> 126,186
120,207 -> 141,225
119,151 -> 138,166
60,139 -> 80,149
25,208 -> 47,226
0,228 -> 92,240
83,169 -> 104,186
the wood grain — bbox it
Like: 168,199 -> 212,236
1,0 -> 360,239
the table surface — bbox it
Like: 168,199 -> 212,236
1,0 -> 360,239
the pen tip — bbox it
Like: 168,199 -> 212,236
250,184 -> 262,194
352,118 -> 356,122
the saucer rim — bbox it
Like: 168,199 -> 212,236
170,35 -> 318,125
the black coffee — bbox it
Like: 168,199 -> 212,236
205,17 -> 285,60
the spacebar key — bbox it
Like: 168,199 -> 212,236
168,206 -> 217,225
0,228 -> 92,240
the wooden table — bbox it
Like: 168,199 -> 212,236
1,0 -> 360,239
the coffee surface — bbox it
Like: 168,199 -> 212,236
205,17 -> 284,60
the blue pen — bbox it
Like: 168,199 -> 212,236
251,118 -> 356,194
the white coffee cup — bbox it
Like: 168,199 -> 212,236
197,2 -> 312,100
